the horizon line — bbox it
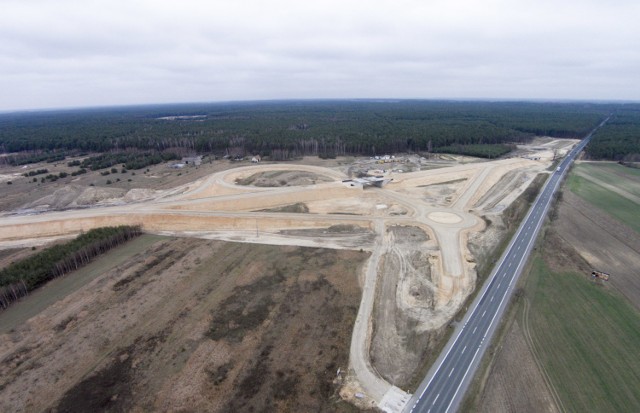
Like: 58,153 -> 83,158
2,97 -> 639,115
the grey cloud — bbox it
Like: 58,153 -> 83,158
0,0 -> 638,110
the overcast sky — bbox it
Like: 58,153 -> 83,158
1,0 -> 639,111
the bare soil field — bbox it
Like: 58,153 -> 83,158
0,235 -> 166,334
511,137 -> 580,161
0,237 -> 369,413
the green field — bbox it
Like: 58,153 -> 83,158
530,162 -> 640,411
574,162 -> 640,197
526,256 -> 640,412
567,164 -> 640,234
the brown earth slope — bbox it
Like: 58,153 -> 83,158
0,238 -> 369,413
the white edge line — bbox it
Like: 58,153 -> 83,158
410,164 -> 553,411
407,120 -> 607,412
444,346 -> 481,413
443,137 -> 590,413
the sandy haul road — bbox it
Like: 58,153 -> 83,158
0,155 -> 550,412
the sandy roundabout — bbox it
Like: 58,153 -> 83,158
427,211 -> 463,224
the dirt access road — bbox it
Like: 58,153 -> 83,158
0,153 -> 553,411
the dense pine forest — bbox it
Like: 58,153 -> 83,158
587,105 -> 640,161
0,226 -> 142,309
0,100 -> 637,162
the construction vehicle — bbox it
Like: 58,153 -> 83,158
591,270 -> 610,281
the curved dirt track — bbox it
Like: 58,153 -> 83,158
0,158 -> 545,412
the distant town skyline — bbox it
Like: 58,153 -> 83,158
1,0 -> 639,111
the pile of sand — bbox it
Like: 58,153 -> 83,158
22,185 -> 156,211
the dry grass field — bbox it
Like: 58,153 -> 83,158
0,238 -> 369,412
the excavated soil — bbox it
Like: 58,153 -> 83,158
370,225 -> 442,387
0,238 -> 368,413
235,170 -> 333,187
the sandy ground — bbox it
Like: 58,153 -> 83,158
513,137 -> 580,162
0,144 -> 565,411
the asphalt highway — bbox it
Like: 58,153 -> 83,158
406,117 -> 610,413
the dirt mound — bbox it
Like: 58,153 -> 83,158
388,225 -> 430,244
236,170 -> 333,187
473,170 -> 527,211
23,185 -> 126,210
258,202 -> 309,213
123,188 -> 160,202
74,186 -> 127,205
279,226 -> 376,249
20,186 -> 163,211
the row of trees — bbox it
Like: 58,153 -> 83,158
0,152 -> 66,166
0,100 -> 613,161
80,151 -> 179,171
0,225 -> 142,309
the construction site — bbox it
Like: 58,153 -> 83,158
0,138 -> 578,412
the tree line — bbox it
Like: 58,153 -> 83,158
0,225 -> 142,310
80,151 -> 180,171
0,100 -> 613,161
586,106 -> 640,161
